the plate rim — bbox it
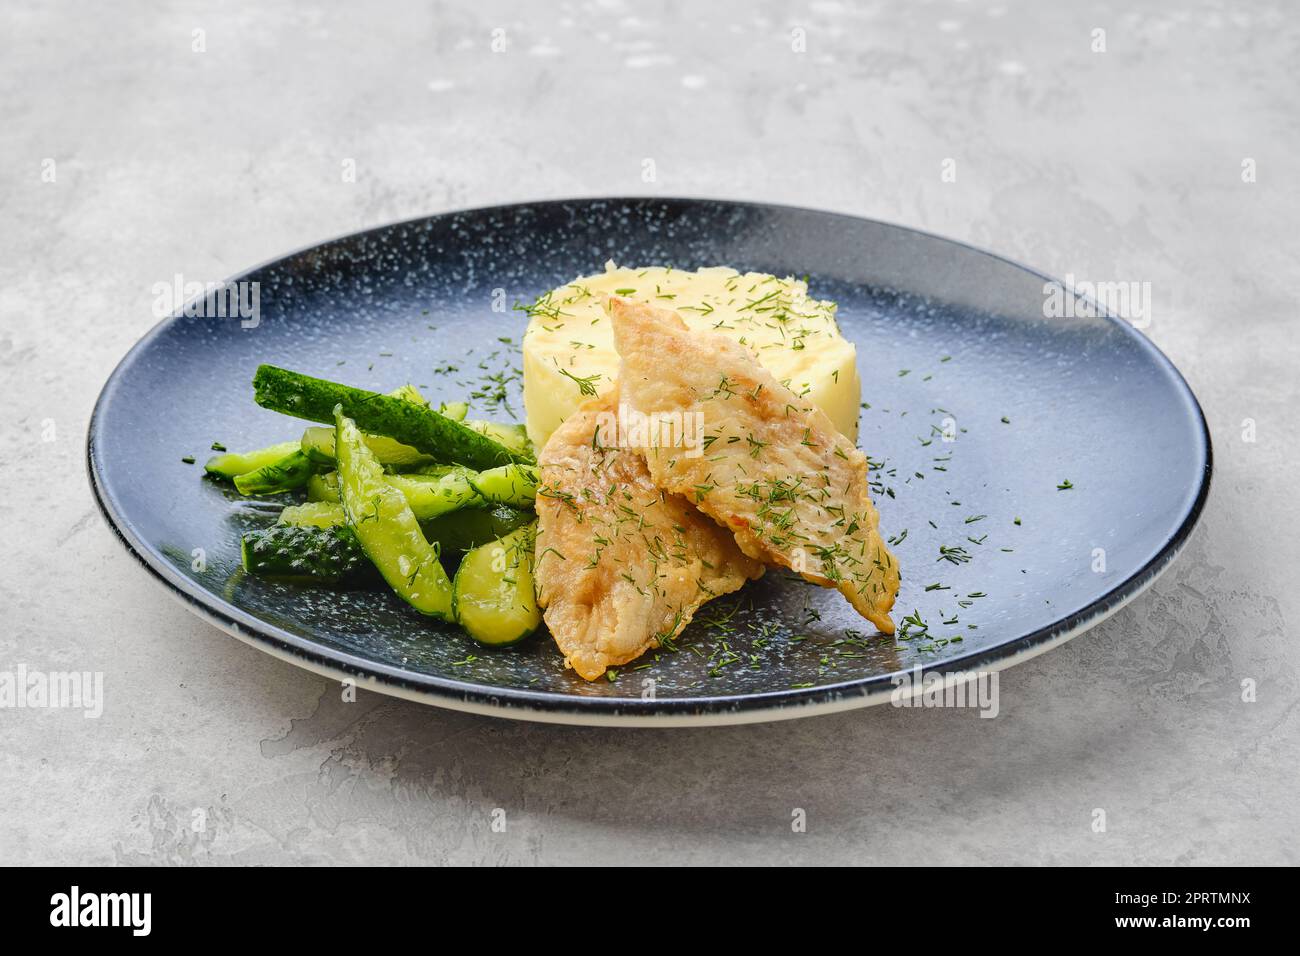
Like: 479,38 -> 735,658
85,196 -> 1214,726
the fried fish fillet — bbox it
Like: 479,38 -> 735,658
534,389 -> 765,680
608,297 -> 900,634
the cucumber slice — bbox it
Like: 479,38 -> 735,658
297,470 -> 482,522
306,471 -> 340,502
389,383 -> 428,406
301,383 -> 437,467
423,505 -> 533,553
453,523 -> 541,646
385,469 -> 483,519
407,463 -> 462,477
465,420 -> 533,461
467,463 -> 538,507
279,501 -> 347,528
208,385 -> 432,484
241,524 -> 373,585
438,401 -> 469,421
281,496 -> 528,550
233,450 -> 316,496
204,440 -> 301,480
254,365 -> 524,470
391,467 -> 468,483
335,407 -> 453,619
300,426 -> 343,465
300,425 -> 434,469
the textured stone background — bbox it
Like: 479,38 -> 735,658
1,1 -> 1296,864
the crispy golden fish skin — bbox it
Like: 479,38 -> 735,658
607,297 -> 900,634
534,390 -> 764,681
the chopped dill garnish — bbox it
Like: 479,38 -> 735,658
937,545 -> 972,565
557,368 -> 600,396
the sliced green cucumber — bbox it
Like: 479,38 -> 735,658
453,523 -> 541,646
300,425 -> 435,469
407,463 -> 462,477
423,505 -> 533,553
282,496 -> 529,553
278,501 -> 347,528
233,450 -> 316,496
301,383 -> 437,467
298,469 -> 482,522
438,401 -> 469,421
389,383 -> 427,406
335,407 -> 453,619
467,463 -> 538,507
253,365 -> 524,469
385,469 -> 483,519
306,471 -> 340,503
465,420 -> 533,461
241,524 -> 373,585
204,440 -> 301,480
282,495 -> 527,551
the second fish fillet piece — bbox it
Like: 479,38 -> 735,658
608,297 -> 900,634
534,389 -> 765,680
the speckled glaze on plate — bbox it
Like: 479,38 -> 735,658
87,198 -> 1211,726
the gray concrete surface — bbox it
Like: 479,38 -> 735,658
2,0 -> 1297,865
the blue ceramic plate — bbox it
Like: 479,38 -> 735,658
88,198 -> 1211,725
